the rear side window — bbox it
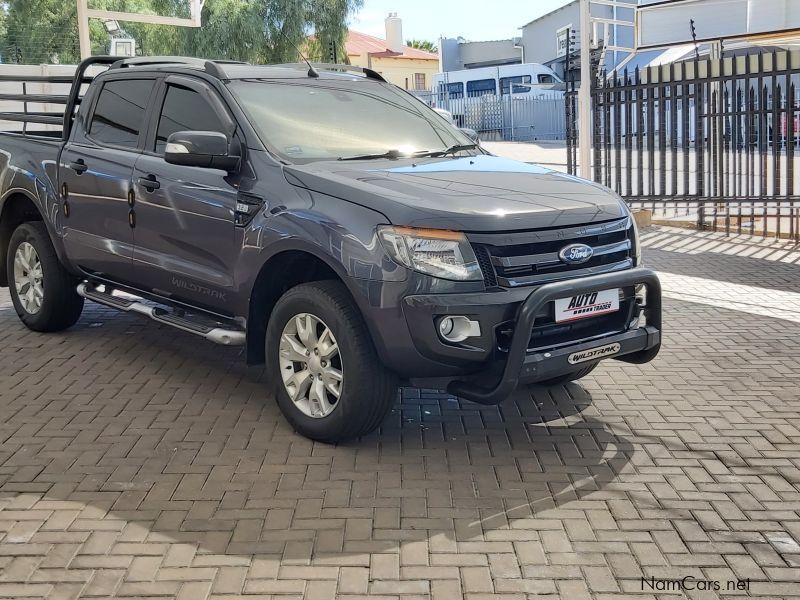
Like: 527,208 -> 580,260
438,82 -> 464,101
89,79 -> 155,148
466,79 -> 496,97
155,85 -> 226,154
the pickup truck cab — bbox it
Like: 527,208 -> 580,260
0,56 -> 661,442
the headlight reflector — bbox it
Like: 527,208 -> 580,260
377,225 -> 483,281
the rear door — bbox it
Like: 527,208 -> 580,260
131,76 -> 241,313
61,76 -> 156,280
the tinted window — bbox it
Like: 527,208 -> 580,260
538,74 -> 556,84
89,79 -> 155,148
438,82 -> 463,101
500,75 -> 532,95
155,85 -> 226,154
466,79 -> 496,97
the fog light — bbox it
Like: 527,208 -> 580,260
437,316 -> 481,343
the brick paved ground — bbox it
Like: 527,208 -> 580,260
1,226 -> 799,599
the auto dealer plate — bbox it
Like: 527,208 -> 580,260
554,288 -> 619,323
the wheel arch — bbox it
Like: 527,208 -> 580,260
246,248 -> 352,365
0,191 -> 45,287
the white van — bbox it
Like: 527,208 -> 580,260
431,63 -> 565,105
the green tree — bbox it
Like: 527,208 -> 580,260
406,38 -> 437,53
0,0 -> 361,64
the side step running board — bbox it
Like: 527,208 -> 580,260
77,283 -> 246,346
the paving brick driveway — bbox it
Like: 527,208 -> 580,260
1,226 -> 799,599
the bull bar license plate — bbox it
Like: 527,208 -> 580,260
554,288 -> 619,323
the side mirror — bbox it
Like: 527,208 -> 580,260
460,127 -> 480,144
164,131 -> 240,171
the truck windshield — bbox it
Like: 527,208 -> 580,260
229,79 -> 475,163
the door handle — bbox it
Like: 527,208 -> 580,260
137,175 -> 161,191
69,159 -> 88,174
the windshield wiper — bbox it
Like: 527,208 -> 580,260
337,143 -> 479,161
338,149 -> 430,161
418,143 -> 479,158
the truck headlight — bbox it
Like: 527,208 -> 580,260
377,225 -> 483,281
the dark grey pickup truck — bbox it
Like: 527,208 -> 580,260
0,56 -> 661,441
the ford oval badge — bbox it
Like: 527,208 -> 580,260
558,243 -> 594,265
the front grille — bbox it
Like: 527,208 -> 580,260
496,290 -> 639,353
469,217 -> 635,288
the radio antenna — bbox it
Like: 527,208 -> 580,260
279,28 -> 319,78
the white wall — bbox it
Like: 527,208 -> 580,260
0,64 -> 103,132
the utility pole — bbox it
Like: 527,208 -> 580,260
578,0 -> 592,179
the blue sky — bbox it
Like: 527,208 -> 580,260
351,0 -> 573,43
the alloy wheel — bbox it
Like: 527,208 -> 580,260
279,313 -> 343,418
13,242 -> 44,315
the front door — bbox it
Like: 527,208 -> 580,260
131,77 -> 240,313
61,77 -> 156,281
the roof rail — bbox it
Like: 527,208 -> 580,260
273,63 -> 387,82
110,56 -> 249,79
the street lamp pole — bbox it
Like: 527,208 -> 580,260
578,0 -> 592,179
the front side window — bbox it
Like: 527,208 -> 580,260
538,74 -> 556,84
230,80 -> 474,163
466,79 -> 496,97
89,79 -> 155,148
500,75 -> 533,95
155,85 -> 226,154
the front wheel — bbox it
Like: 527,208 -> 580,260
7,222 -> 84,332
266,281 -> 397,442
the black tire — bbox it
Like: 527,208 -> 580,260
265,280 -> 397,443
6,222 -> 84,332
536,363 -> 597,386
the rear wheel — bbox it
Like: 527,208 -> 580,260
7,222 -> 83,332
536,364 -> 597,386
266,281 -> 397,442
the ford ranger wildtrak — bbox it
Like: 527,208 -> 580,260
0,56 -> 661,442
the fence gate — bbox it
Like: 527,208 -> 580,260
568,50 -> 800,241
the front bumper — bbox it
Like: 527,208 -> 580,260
403,268 -> 662,404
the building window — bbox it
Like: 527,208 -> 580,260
414,73 -> 426,90
466,79 -> 496,97
500,75 -> 532,95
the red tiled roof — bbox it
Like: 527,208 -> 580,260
345,30 -> 438,60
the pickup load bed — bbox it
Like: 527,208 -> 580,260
0,56 -> 661,442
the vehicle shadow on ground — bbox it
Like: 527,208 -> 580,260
641,228 -> 800,293
0,303 -> 636,559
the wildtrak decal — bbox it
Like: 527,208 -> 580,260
171,277 -> 227,302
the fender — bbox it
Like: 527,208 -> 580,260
0,179 -> 73,280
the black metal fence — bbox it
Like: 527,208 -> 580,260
568,50 -> 800,241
